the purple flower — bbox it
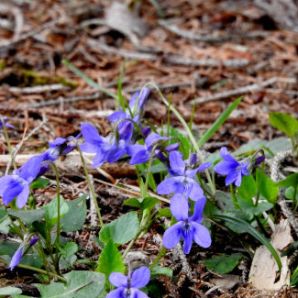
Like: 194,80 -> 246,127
128,133 -> 167,165
163,196 -> 211,254
107,266 -> 150,298
108,88 -> 150,141
214,147 -> 249,187
9,235 -> 39,270
80,123 -> 127,167
0,154 -> 45,208
0,116 -> 14,130
157,151 -> 210,201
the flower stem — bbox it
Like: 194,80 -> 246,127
0,257 -> 66,282
148,82 -> 216,195
78,148 -> 104,228
150,247 -> 167,268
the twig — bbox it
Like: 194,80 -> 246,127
5,114 -> 47,174
7,84 -> 69,94
269,150 -> 298,238
190,77 -> 297,105
173,243 -> 193,280
86,38 -> 249,68
26,93 -> 102,109
0,19 -> 59,49
159,19 -> 268,43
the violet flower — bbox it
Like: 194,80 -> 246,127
108,88 -> 150,141
157,151 -> 210,201
0,116 -> 14,130
0,154 -> 45,208
80,123 -> 127,167
9,235 -> 39,270
214,147 -> 249,187
107,266 -> 150,298
163,195 -> 211,254
128,132 -> 168,165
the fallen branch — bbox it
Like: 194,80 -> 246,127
86,38 -> 249,68
159,20 -> 268,43
7,84 -> 69,94
189,77 -> 297,105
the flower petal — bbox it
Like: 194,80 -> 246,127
157,177 -> 183,195
182,228 -> 193,254
131,288 -> 149,298
109,272 -> 128,287
188,180 -> 205,201
131,266 -> 150,288
18,154 -> 44,182
196,162 -> 211,172
130,150 -> 150,165
163,222 -> 182,249
225,170 -> 239,186
214,160 -> 237,176
169,151 -> 185,176
108,110 -> 127,123
145,133 -> 167,149
80,123 -> 102,144
106,288 -> 125,298
9,246 -> 24,270
192,222 -> 212,248
170,195 -> 189,221
2,177 -> 23,205
16,184 -> 30,208
190,197 -> 206,222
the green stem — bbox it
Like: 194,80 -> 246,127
150,247 -> 167,268
52,165 -> 61,248
1,117 -> 16,171
147,82 -> 216,195
78,148 -> 104,228
0,257 -> 66,282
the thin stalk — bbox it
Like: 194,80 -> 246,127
51,164 -> 61,247
147,82 -> 216,195
0,257 -> 66,282
123,230 -> 145,258
78,148 -> 103,227
1,117 -> 17,171
150,247 -> 167,268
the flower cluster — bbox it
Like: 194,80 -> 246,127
157,151 -> 212,253
0,137 -> 76,208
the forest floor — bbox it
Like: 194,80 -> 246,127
0,0 -> 298,297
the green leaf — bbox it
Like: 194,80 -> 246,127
203,253 -> 243,275
61,195 -> 87,232
30,177 -> 49,190
36,271 -> 105,298
151,265 -> 173,278
99,212 -> 139,245
291,265 -> 298,286
234,137 -> 291,156
97,241 -> 125,280
0,286 -> 22,296
0,208 -> 11,233
167,127 -> 191,157
59,242 -> 78,270
214,214 -> 282,271
141,197 -> 159,210
237,175 -> 257,201
44,196 -> 69,228
157,208 -> 171,218
285,187 -> 298,201
278,173 -> 298,188
197,97 -> 242,147
269,112 -> 298,137
124,198 -> 142,208
256,169 -> 279,204
8,209 -> 44,225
